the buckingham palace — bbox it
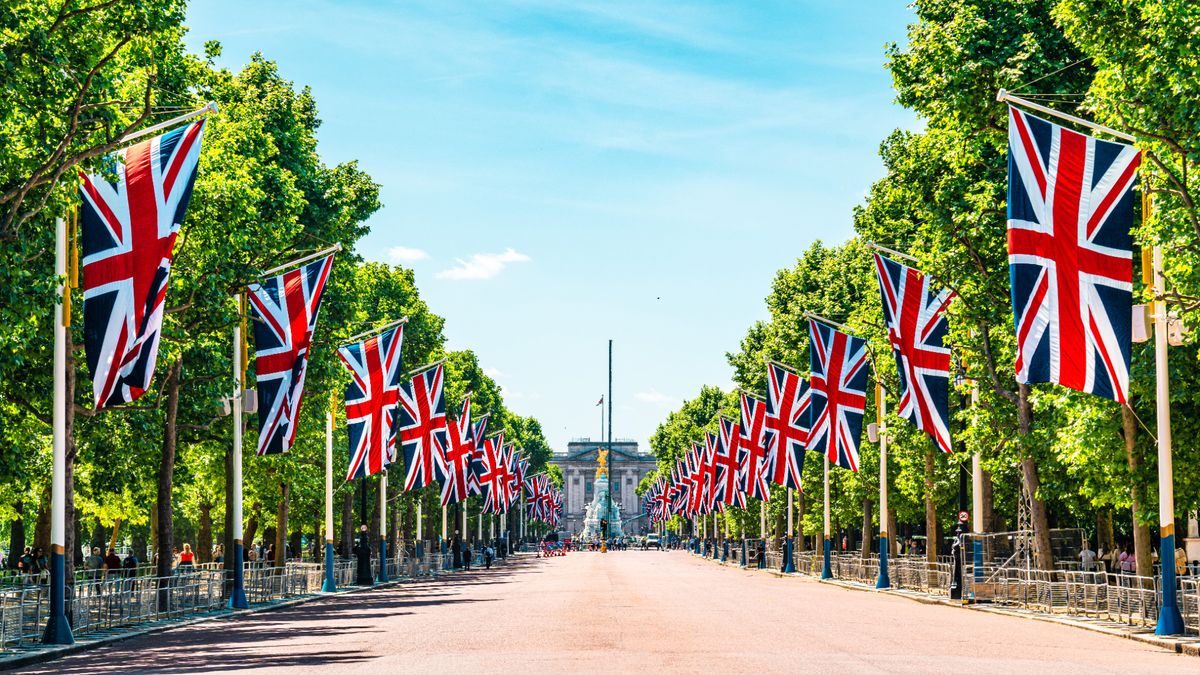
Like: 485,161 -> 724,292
550,438 -> 658,536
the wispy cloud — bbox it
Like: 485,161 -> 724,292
435,248 -> 530,280
483,366 -> 505,380
388,245 -> 430,263
634,389 -> 673,405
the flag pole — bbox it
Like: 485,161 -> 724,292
228,295 -> 249,609
784,488 -> 795,573
341,316 -> 408,345
256,244 -> 342,279
322,400 -> 336,592
42,218 -> 73,645
415,500 -> 423,558
1152,226 -> 1184,634
866,241 -> 920,264
378,470 -> 389,582
876,381 -> 891,589
804,311 -> 855,335
122,102 -> 219,144
821,453 -> 832,579
996,90 -> 1137,143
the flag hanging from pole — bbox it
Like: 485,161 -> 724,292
338,324 -> 404,480
872,252 -> 956,453
247,254 -> 335,455
399,363 -> 449,490
737,392 -> 770,500
765,363 -> 808,490
440,396 -> 474,506
79,120 -> 206,408
1006,106 -> 1140,403
808,319 -> 869,472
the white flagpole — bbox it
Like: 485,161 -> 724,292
228,297 -> 248,609
378,471 -> 389,582
1153,240 -> 1184,634
43,217 -> 73,644
122,102 -> 218,143
322,405 -> 335,591
821,453 -> 832,579
759,500 -> 766,539
877,382 -> 890,588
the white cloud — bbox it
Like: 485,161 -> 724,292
435,248 -> 530,280
387,246 -> 429,263
483,366 -> 505,380
634,389 -> 673,405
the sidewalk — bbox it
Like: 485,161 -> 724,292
0,553 -> 522,671
699,551 -> 1200,657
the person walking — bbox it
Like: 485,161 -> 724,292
1079,541 -> 1096,572
123,550 -> 139,578
104,547 -> 122,578
18,547 -> 31,581
177,543 -> 195,573
461,539 -> 471,571
484,542 -> 494,569
86,546 -> 104,580
32,548 -> 47,584
1119,543 -> 1136,575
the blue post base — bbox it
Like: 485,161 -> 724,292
876,536 -> 891,589
712,540 -> 719,559
377,539 -> 389,583
740,539 -> 748,568
783,538 -> 796,574
693,537 -> 700,555
821,538 -> 833,579
415,540 -> 424,558
722,540 -> 729,562
228,542 -> 249,609
41,551 -> 74,645
441,539 -> 451,570
322,542 -> 337,592
1156,533 -> 1186,635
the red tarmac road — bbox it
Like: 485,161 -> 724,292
19,551 -> 1196,674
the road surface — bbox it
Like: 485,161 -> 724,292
19,550 -> 1195,673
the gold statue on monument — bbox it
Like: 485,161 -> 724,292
595,448 -> 608,479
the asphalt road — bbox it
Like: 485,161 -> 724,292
19,550 -> 1196,674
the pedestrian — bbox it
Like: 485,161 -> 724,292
1079,541 -> 1096,572
177,543 -> 195,573
123,550 -> 139,578
18,546 -> 32,580
1119,543 -> 1136,575
462,539 -> 471,571
33,548 -> 47,584
213,544 -> 224,564
1176,544 -> 1188,577
484,543 -> 494,569
104,547 -> 122,578
86,546 -> 104,580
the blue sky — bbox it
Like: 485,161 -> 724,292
185,0 -> 916,455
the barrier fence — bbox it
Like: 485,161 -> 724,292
0,544 -> 501,652
694,538 -> 1200,635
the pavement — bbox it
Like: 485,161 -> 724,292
12,550 -> 1198,674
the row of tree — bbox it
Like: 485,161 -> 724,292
0,1 -> 554,580
639,0 -> 1200,572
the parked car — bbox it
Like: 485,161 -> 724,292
645,534 -> 662,550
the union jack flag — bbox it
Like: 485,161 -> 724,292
873,253 -> 956,454
399,363 -> 448,490
670,462 -> 688,516
737,392 -> 770,500
714,418 -> 744,507
440,396 -> 473,506
765,363 -> 808,490
701,436 -> 719,514
80,120 -> 205,409
1006,106 -> 1140,403
337,324 -> 403,480
477,433 -> 511,514
808,319 -> 870,472
467,414 -> 489,496
247,254 -> 335,455
686,445 -> 705,517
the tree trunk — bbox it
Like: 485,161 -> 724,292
861,497 -> 872,558
1096,510 -> 1114,554
1121,405 -> 1153,575
197,503 -> 213,564
243,510 -> 258,553
1017,384 -> 1054,570
155,359 -> 183,581
33,488 -> 50,554
90,521 -> 106,552
341,490 -> 353,557
149,501 -> 158,558
107,519 -> 122,554
924,448 -> 938,564
65,327 -> 79,578
8,500 -> 24,569
981,467 -> 995,532
887,504 -> 898,557
274,482 -> 289,567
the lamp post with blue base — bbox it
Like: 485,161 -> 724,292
377,471 -> 389,583
821,454 -> 833,580
1152,243 -> 1184,635
322,405 -> 337,592
227,295 -> 248,610
42,218 -> 73,645
783,488 -> 796,574
875,383 -> 890,589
